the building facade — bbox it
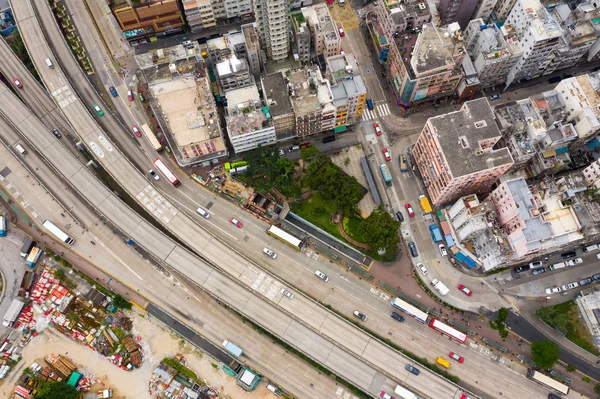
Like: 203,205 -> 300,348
438,0 -> 479,29
254,0 -> 291,60
113,0 -> 185,45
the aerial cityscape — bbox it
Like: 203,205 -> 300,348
0,0 -> 600,398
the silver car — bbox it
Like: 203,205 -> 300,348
561,282 -> 579,291
544,287 -> 561,295
263,248 -> 277,258
315,270 -> 329,282
280,288 -> 294,299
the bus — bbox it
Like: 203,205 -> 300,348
267,226 -> 303,250
399,155 -> 408,172
526,369 -> 570,395
153,158 -> 181,187
0,216 -> 6,237
428,318 -> 467,344
394,385 -> 417,399
42,220 -> 75,245
141,124 -> 163,153
391,298 -> 428,323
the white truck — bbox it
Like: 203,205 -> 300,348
96,389 -> 113,398
3,298 -> 25,327
430,278 -> 449,296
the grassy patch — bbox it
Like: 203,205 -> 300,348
291,193 -> 347,242
343,215 -> 368,243
536,301 -> 600,356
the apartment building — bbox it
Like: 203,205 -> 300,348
505,0 -> 562,87
472,0 -> 498,21
182,0 -> 216,31
242,24 -> 263,79
438,0 -> 479,29
492,0 -> 518,21
412,98 -> 513,205
291,12 -> 311,63
112,0 -> 184,45
464,21 -> 522,89
288,68 -> 336,137
224,0 -> 253,20
261,72 -> 296,139
327,53 -> 367,126
374,0 -> 431,37
215,56 -> 253,92
583,159 -> 600,188
254,0 -> 291,60
494,99 -> 540,169
545,3 -> 599,75
302,4 -> 342,58
225,85 -> 276,153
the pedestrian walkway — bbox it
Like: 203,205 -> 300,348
361,103 -> 391,121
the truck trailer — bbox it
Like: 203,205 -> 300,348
429,225 -> 443,243
3,298 -> 25,327
223,340 -> 243,357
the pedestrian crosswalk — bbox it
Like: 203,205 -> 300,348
361,102 -> 391,121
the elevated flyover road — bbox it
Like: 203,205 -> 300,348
1,11 -> 464,397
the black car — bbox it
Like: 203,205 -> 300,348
531,267 -> 546,276
52,128 -> 62,138
561,251 -> 576,259
405,364 -> 420,375
396,211 -> 404,222
391,312 -> 405,322
548,394 -> 562,399
514,265 -> 530,273
409,242 -> 418,257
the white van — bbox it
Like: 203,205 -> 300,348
196,207 -> 210,219
15,144 -> 27,155
549,261 -> 567,271
45,58 -> 54,68
583,244 -> 599,253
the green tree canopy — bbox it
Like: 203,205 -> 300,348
112,294 -> 132,310
300,144 -> 319,160
304,156 -> 364,213
35,381 -> 80,399
531,340 -> 560,369
360,205 -> 400,252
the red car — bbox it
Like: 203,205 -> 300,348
338,25 -> 345,37
449,351 -> 464,363
373,123 -> 382,136
458,284 -> 472,296
132,125 -> 141,137
127,89 -> 134,101
382,148 -> 391,161
379,391 -> 394,399
229,217 -> 243,228
13,78 -> 23,89
405,203 -> 414,217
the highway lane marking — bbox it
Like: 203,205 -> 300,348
88,232 -> 143,280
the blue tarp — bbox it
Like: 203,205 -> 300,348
555,146 -> 569,154
588,137 -> 600,149
455,252 -> 466,262
464,256 -> 477,268
445,234 -> 454,247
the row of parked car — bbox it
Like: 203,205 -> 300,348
545,272 -> 600,295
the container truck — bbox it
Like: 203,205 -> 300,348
3,298 -> 25,327
223,340 -> 243,357
380,164 -> 392,184
429,225 -> 442,243
26,247 -> 42,267
430,278 -> 449,296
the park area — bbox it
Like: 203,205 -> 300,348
237,146 -> 400,261
536,300 -> 600,356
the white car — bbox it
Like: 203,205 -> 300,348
417,263 -> 428,275
561,282 -> 579,291
438,244 -> 447,256
315,270 -> 329,282
263,248 -> 277,258
149,169 -> 160,180
567,257 -> 583,266
280,288 -> 293,299
545,287 -> 561,295
353,311 -> 368,321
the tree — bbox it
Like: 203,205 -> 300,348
36,381 -> 80,399
531,340 -> 560,369
300,144 -> 319,160
566,364 -> 576,372
594,383 -> 600,398
360,205 -> 400,252
112,294 -> 132,310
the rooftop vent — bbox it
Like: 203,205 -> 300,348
474,120 -> 488,129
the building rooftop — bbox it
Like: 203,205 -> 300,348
430,98 -> 513,178
226,109 -> 271,137
242,24 -> 260,51
207,36 -> 229,51
289,69 -> 322,116
506,179 -> 553,243
411,23 -> 459,76
521,0 -> 563,42
226,31 -> 246,47
216,56 -> 247,77
302,4 -> 339,42
577,73 -> 600,118
225,85 -> 260,110
262,72 -> 294,117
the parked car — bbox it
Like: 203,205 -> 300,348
405,203 -> 415,217
408,242 -> 418,257
353,311 -> 368,322
417,263 -> 428,275
315,270 -> 329,282
531,267 -> 546,275
127,89 -> 134,101
579,277 -> 592,286
382,148 -> 391,161
280,288 -> 293,299
109,86 -> 118,97
568,257 -> 583,265
263,248 -> 277,258
561,282 -> 579,291
93,104 -> 104,116
52,129 -> 62,138
149,170 -> 160,181
13,78 -> 23,88
395,211 -> 404,222
514,264 -> 531,273
132,125 -> 141,137
373,123 -> 382,135
391,312 -> 405,322
338,25 -> 345,36
592,273 -> 600,281
405,364 -> 420,375
229,217 -> 243,228
545,287 -> 561,295
438,244 -> 447,257
529,261 -> 543,268
561,251 -> 576,259
489,94 -> 501,100
458,284 -> 472,296
449,351 -> 464,363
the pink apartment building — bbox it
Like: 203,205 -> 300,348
412,98 -> 514,205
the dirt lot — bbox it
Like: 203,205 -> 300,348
0,311 -> 276,399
